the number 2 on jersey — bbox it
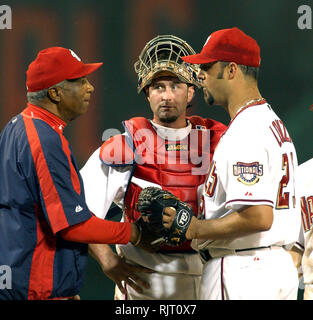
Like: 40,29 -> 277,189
276,152 -> 295,209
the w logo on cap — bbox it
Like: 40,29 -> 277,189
203,35 -> 211,47
69,49 -> 81,61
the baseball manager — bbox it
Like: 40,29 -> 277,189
0,47 -> 141,300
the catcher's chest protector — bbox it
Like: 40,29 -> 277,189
122,117 -> 225,221
100,116 -> 225,252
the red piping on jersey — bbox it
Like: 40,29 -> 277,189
22,103 -> 66,133
27,204 -> 56,300
221,99 -> 267,138
59,135 -> 81,195
22,103 -> 81,194
22,104 -> 81,194
23,115 -> 69,234
22,103 -> 80,194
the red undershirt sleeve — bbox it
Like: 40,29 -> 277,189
60,215 -> 132,244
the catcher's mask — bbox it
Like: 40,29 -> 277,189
134,35 -> 201,94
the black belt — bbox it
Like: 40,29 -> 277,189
199,246 -> 272,263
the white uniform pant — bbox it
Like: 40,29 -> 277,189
200,247 -> 299,300
115,270 -> 201,300
115,244 -> 202,300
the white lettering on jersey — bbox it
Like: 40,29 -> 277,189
269,120 -> 292,147
301,196 -> 313,232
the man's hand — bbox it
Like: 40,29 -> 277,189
163,207 -> 177,228
89,244 -> 154,295
136,187 -> 194,246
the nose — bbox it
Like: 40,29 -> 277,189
162,86 -> 174,101
86,79 -> 94,93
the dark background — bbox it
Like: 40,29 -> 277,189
0,0 -> 311,299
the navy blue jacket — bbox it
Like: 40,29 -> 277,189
0,104 -> 92,299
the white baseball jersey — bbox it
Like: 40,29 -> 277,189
197,100 -> 300,300
296,158 -> 313,298
200,101 -> 301,250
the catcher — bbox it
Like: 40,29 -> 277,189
80,35 -> 226,300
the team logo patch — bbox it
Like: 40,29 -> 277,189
233,162 -> 263,185
165,143 -> 189,151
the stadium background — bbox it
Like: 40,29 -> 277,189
0,0 -> 311,299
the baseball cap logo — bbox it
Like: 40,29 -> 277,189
203,35 -> 211,47
69,49 -> 81,61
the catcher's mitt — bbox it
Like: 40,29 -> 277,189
133,216 -> 167,253
135,187 -> 194,249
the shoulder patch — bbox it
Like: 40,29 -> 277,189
233,162 -> 263,185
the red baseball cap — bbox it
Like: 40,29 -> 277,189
26,47 -> 103,92
182,27 -> 261,67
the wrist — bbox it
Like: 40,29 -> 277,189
130,223 -> 142,245
185,216 -> 197,240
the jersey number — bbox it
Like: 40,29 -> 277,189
204,161 -> 217,197
276,152 -> 295,209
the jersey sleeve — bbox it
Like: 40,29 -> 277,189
26,118 -> 92,234
220,140 -> 274,211
80,147 -> 132,219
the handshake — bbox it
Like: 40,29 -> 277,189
133,187 -> 194,252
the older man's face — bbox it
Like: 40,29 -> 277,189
57,77 -> 94,122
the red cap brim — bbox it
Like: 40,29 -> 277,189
182,54 -> 218,64
67,62 -> 103,80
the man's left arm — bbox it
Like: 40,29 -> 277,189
164,205 -> 273,241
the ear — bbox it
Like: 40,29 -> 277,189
187,85 -> 195,104
227,62 -> 238,80
47,87 -> 61,103
144,86 -> 150,102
